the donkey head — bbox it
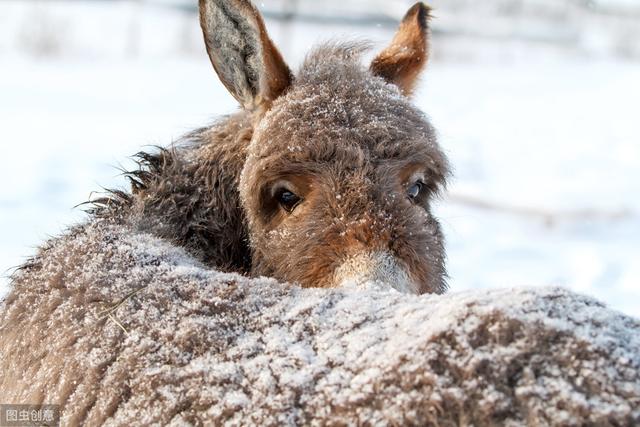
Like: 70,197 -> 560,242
200,0 -> 449,294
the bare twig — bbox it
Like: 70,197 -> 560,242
447,193 -> 636,226
98,286 -> 147,321
108,313 -> 129,335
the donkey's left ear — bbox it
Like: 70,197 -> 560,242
370,2 -> 432,96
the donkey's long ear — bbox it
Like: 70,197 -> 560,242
370,2 -> 431,96
199,0 -> 292,110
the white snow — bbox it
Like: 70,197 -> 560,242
0,0 -> 638,317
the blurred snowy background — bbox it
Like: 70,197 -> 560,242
0,0 -> 638,316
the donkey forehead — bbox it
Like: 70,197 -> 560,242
252,78 -> 436,161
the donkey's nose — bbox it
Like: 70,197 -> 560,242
333,251 -> 419,294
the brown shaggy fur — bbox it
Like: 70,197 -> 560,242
91,112 -> 254,273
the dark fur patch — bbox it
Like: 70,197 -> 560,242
88,114 -> 254,273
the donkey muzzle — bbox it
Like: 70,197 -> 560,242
333,251 -> 419,294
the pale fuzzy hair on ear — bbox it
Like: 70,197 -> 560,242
199,0 -> 292,111
370,2 -> 432,96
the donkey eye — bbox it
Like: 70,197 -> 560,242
276,189 -> 302,213
407,182 -> 423,201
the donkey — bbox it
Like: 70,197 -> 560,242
100,0 -> 449,294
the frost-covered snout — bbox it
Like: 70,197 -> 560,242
334,251 -> 420,294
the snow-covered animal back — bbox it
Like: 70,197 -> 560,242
1,218 -> 638,424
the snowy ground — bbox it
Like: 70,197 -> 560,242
0,0 -> 638,317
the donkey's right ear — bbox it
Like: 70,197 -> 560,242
199,0 -> 292,111
370,2 -> 431,97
